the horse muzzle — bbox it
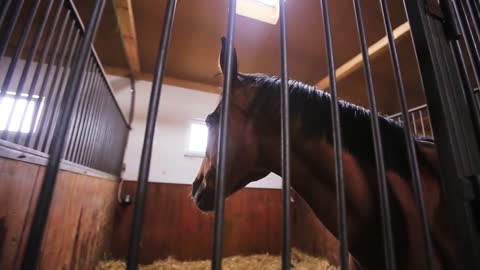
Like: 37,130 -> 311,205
192,177 -> 215,211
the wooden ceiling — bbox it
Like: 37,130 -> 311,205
74,0 -> 426,114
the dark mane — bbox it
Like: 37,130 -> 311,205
239,73 -> 429,179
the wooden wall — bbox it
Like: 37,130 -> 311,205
0,157 -> 118,270
111,181 -> 283,263
111,181 -> 341,266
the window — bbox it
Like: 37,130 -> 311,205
0,91 -> 43,133
186,120 -> 208,157
236,0 -> 280,25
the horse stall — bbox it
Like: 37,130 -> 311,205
1,0 -> 480,270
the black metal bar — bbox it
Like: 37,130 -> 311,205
404,0 -> 480,267
0,0 -> 24,60
14,0 -> 64,145
318,0 -> 348,269
471,0 -> 480,33
3,0 -> 55,142
461,0 -> 480,42
70,61 -> 100,162
279,0 -> 291,269
21,1 -> 105,268
85,87 -> 107,168
40,30 -> 83,153
210,3 -> 236,270
456,0 -> 480,86
126,0 -> 176,268
380,0 -> 435,268
0,0 -> 13,29
0,0 -> 41,125
412,113 -> 418,134
129,77 -> 136,125
77,73 -> 103,165
419,110 -> 426,137
351,0 -> 398,268
64,52 -> 93,160
24,8 -> 70,148
34,20 -> 76,151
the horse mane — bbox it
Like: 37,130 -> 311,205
239,72 -> 431,179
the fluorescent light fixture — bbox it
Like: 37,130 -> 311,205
236,0 -> 280,25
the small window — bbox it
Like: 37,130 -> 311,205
186,120 -> 208,157
236,0 -> 280,25
0,91 -> 43,133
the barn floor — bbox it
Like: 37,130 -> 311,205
96,248 -> 338,270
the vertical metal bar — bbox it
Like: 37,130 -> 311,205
126,0 -> 176,269
412,113 -> 418,135
279,0 -> 291,269
471,0 -> 480,32
456,0 -> 480,86
34,21 -> 76,151
0,0 -> 13,29
0,0 -> 24,60
209,3 -> 236,270
65,55 -> 95,160
318,0 -> 348,269
381,0 -> 434,268
3,0 -> 55,141
129,77 -> 136,125
21,1 -> 105,268
72,67 -> 101,164
24,8 -> 70,147
0,0 -> 40,101
77,73 -> 103,165
14,0 -> 64,145
461,0 -> 480,42
419,110 -> 426,137
40,30 -> 82,152
351,0 -> 397,268
85,87 -> 107,167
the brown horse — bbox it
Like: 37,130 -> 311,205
192,39 -> 457,270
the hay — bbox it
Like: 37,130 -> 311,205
96,249 -> 337,270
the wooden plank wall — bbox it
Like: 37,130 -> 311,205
111,181 -> 340,266
0,157 -> 118,270
111,181 -> 283,263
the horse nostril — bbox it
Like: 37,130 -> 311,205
192,178 -> 202,197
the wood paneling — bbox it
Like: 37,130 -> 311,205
0,157 -> 118,270
111,181 -> 283,263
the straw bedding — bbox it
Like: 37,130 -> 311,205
96,248 -> 337,270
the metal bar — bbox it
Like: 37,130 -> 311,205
380,0 -> 434,268
77,73 -> 103,165
65,57 -> 96,159
21,1 -> 105,268
471,0 -> 480,33
72,68 -> 101,164
419,110 -> 426,137
0,0 -> 13,29
389,104 -> 428,118
0,0 -> 41,131
3,0 -> 55,142
0,0 -> 24,60
126,0 -> 176,268
318,0 -> 348,269
85,86 -> 107,167
24,8 -> 70,148
40,30 -> 82,153
129,77 -> 136,125
34,20 -> 76,151
456,0 -> 480,86
412,113 -> 418,135
352,0 -> 397,268
14,0 -> 64,145
279,0 -> 291,269
461,0 -> 480,42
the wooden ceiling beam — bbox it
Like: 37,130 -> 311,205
315,21 -> 410,89
104,66 -> 221,94
112,0 -> 141,73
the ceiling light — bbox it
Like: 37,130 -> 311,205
236,0 -> 280,25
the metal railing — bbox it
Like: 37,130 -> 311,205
0,0 -> 130,176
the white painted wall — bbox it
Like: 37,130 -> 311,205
108,75 -> 281,189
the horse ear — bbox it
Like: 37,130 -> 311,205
219,36 -> 239,82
